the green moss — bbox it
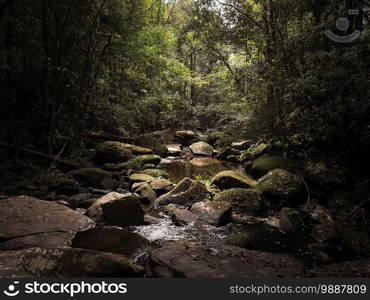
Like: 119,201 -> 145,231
127,155 -> 161,170
250,155 -> 299,177
140,169 -> 169,179
210,171 -> 257,190
257,169 -> 305,201
213,188 -> 266,214
129,174 -> 156,184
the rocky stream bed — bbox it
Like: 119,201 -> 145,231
0,130 -> 369,278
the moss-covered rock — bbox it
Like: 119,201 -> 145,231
240,143 -> 269,162
96,141 -> 133,163
213,188 -> 266,215
190,201 -> 232,226
139,169 -> 169,179
189,142 -> 214,156
210,171 -> 257,190
250,155 -> 300,178
257,169 -> 305,202
136,183 -> 157,205
129,174 -> 156,184
127,155 -> 162,170
69,168 -> 111,187
155,177 -> 208,206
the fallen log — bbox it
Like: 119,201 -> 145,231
0,142 -> 90,171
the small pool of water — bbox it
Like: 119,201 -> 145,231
159,156 -> 243,183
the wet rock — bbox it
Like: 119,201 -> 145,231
189,142 -> 214,157
211,171 -> 257,190
135,183 -> 157,205
257,169 -> 305,202
171,209 -> 199,226
0,196 -> 95,240
144,214 -> 163,225
129,174 -> 156,184
96,141 -> 133,163
147,242 -> 305,278
48,178 -> 79,196
155,178 -> 208,206
0,247 -> 144,278
86,192 -> 144,226
150,179 -> 173,194
166,144 -> 182,156
0,233 -> 72,251
69,168 -> 111,187
190,201 -> 232,226
128,155 -> 162,170
250,155 -> 300,178
309,259 -> 370,277
164,204 -> 179,215
72,226 -> 150,257
226,222 -> 288,253
240,143 -> 269,162
213,188 -> 265,215
140,169 -> 170,179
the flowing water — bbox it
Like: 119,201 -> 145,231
133,156 -> 242,248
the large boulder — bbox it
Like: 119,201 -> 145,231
166,144 -> 182,156
86,192 -> 144,226
189,142 -> 214,156
71,227 -> 150,257
147,242 -> 305,278
155,178 -> 208,206
69,168 -> 111,187
135,183 -> 157,205
128,155 -> 162,170
213,188 -> 266,215
96,141 -> 133,163
250,155 -> 300,178
0,196 -> 95,250
210,171 -> 257,190
0,233 -> 73,251
171,209 -> 199,226
0,247 -> 144,278
257,169 -> 305,202
190,201 -> 232,226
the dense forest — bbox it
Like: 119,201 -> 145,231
0,0 -> 369,278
